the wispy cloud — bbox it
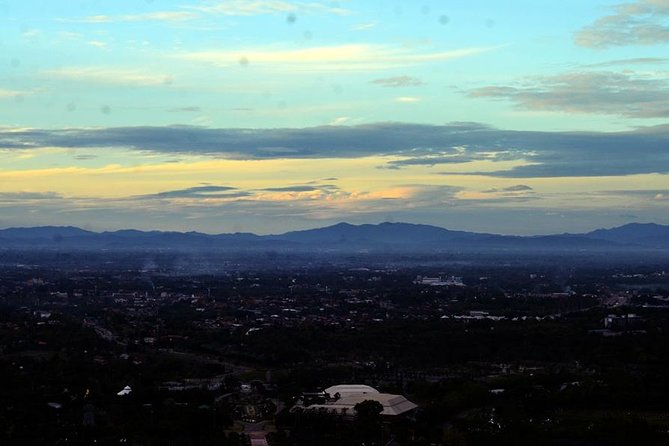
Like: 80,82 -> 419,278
70,1 -> 351,24
0,89 -> 36,99
0,191 -> 63,202
575,0 -> 669,47
21,29 -> 41,39
371,76 -> 425,87
175,44 -> 502,72
168,106 -> 202,113
595,188 -> 669,200
137,185 -> 250,199
260,183 -> 338,192
70,11 -> 200,24
468,70 -> 669,118
87,40 -> 107,48
384,153 -> 489,169
190,1 -> 353,16
329,116 -> 351,126
582,57 -> 669,68
482,184 -> 533,193
43,67 -> 174,86
352,21 -> 378,31
395,96 -> 421,103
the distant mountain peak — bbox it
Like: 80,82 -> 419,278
0,221 -> 666,251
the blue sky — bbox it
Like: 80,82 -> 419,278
1,0 -> 668,234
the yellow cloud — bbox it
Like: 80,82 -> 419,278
176,44 -> 503,71
395,96 -> 421,103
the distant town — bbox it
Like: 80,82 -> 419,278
2,248 -> 668,444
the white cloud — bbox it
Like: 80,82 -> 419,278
21,29 -> 41,39
43,67 -> 174,87
191,1 -> 352,16
73,11 -> 199,24
395,96 -> 421,103
0,88 -> 40,99
0,89 -> 25,98
136,11 -> 201,21
176,44 -> 501,72
87,40 -> 107,48
330,116 -> 351,125
371,76 -> 425,87
69,1 -> 350,24
351,21 -> 378,31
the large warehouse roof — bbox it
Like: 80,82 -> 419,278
302,384 -> 417,416
324,384 -> 379,398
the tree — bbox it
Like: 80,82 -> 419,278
354,400 -> 383,421
355,400 -> 384,444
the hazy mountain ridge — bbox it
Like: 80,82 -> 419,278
0,222 -> 667,251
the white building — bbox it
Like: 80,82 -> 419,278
295,384 -> 417,417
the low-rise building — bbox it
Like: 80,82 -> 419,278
294,384 -> 417,417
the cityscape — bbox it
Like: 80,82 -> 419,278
1,228 -> 669,444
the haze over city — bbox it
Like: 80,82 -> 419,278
2,0 -> 668,234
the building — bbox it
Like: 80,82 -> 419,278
293,384 -> 417,417
604,314 -> 644,331
414,276 -> 464,286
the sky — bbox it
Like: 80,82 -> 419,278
0,0 -> 668,235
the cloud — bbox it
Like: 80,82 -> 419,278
43,67 -> 174,86
72,11 -> 200,23
73,154 -> 98,161
138,185 -> 246,199
168,106 -> 202,113
371,76 -> 425,87
0,191 -> 63,202
87,40 -> 107,48
501,184 -> 533,192
0,89 -> 34,99
575,0 -> 669,47
383,153 -> 486,169
260,184 -> 338,192
352,21 -> 378,31
261,186 -> 319,192
395,96 -> 421,103
21,29 -> 41,39
175,44 -> 502,72
130,11 -> 200,21
594,189 -> 669,200
98,182 -> 466,227
469,70 -> 669,118
330,116 -> 351,125
190,1 -> 352,16
2,122 -> 669,178
582,57 -> 669,68
482,185 -> 533,193
68,2 -> 350,27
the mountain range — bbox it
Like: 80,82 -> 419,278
0,222 -> 667,252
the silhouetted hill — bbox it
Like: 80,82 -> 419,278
0,222 -> 666,252
274,222 -> 482,244
0,226 -> 94,239
586,223 -> 669,248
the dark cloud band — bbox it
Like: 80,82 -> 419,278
1,122 -> 668,178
